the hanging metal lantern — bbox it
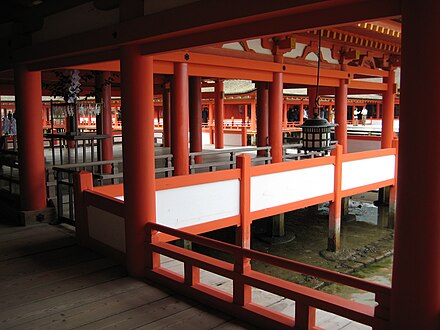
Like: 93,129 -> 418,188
298,113 -> 337,151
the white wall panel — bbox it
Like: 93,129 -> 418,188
202,132 -> 211,145
224,133 -> 242,146
87,206 -> 126,252
342,155 -> 395,191
250,165 -> 334,212
156,179 -> 240,229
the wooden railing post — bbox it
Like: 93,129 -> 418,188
145,224 -> 160,270
234,154 -> 252,306
374,292 -> 391,329
295,303 -> 316,330
73,170 -> 93,246
185,262 -> 201,287
328,144 -> 342,252
241,126 -> 247,146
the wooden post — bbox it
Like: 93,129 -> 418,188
73,171 -> 93,246
189,76 -> 202,164
120,45 -> 157,276
391,1 -> 440,327
208,103 -> 214,144
214,80 -> 224,149
299,103 -> 304,124
335,77 -> 348,153
15,65 -> 47,211
295,303 -> 317,330
241,126 -> 247,146
382,70 -> 396,149
171,62 -> 189,175
328,144 -> 342,252
162,83 -> 171,147
283,102 -> 288,128
250,101 -> 256,131
269,72 -> 283,163
95,71 -> 114,174
256,82 -> 269,157
234,154 -> 252,306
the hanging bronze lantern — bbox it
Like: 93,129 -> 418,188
298,113 -> 337,151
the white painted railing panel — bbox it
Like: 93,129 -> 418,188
156,179 -> 240,229
342,155 -> 395,191
250,165 -> 334,212
87,206 -> 126,252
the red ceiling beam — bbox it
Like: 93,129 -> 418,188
13,0 -> 400,71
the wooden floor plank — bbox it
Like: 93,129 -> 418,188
0,256 -> 116,296
75,296 -> 195,330
0,220 -> 253,330
0,275 -> 148,328
0,223 -> 39,235
135,304 -> 234,330
0,245 -> 101,281
211,320 -> 258,329
20,285 -> 177,329
0,232 -> 77,261
0,224 -> 54,243
0,265 -> 126,311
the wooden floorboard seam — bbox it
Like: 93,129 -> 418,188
0,257 -> 118,297
3,278 -> 169,329
0,241 -> 78,262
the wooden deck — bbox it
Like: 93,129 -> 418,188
0,223 -> 255,330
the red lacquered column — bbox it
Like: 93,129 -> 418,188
120,45 -> 156,276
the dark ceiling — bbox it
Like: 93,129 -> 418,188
0,0 -> 105,25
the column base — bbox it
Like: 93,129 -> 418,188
256,214 -> 296,245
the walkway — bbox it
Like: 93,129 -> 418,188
0,222 -> 374,329
0,223 -> 253,329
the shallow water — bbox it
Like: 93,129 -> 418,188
198,191 -> 394,305
321,256 -> 392,306
251,192 -> 394,301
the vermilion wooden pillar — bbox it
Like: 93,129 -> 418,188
256,82 -> 269,157
299,103 -> 304,124
250,101 -> 256,131
335,78 -> 348,153
283,103 -> 288,128
171,62 -> 189,175
189,76 -> 202,163
96,71 -> 114,173
162,85 -> 171,147
269,72 -> 283,163
391,1 -> 440,328
214,80 -> 224,149
15,65 -> 46,211
120,45 -> 156,276
208,103 -> 214,144
381,70 -> 395,149
241,104 -> 247,126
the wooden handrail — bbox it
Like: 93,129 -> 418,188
146,222 -> 390,328
146,223 -> 390,295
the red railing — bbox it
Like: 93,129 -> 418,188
146,222 -> 391,330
